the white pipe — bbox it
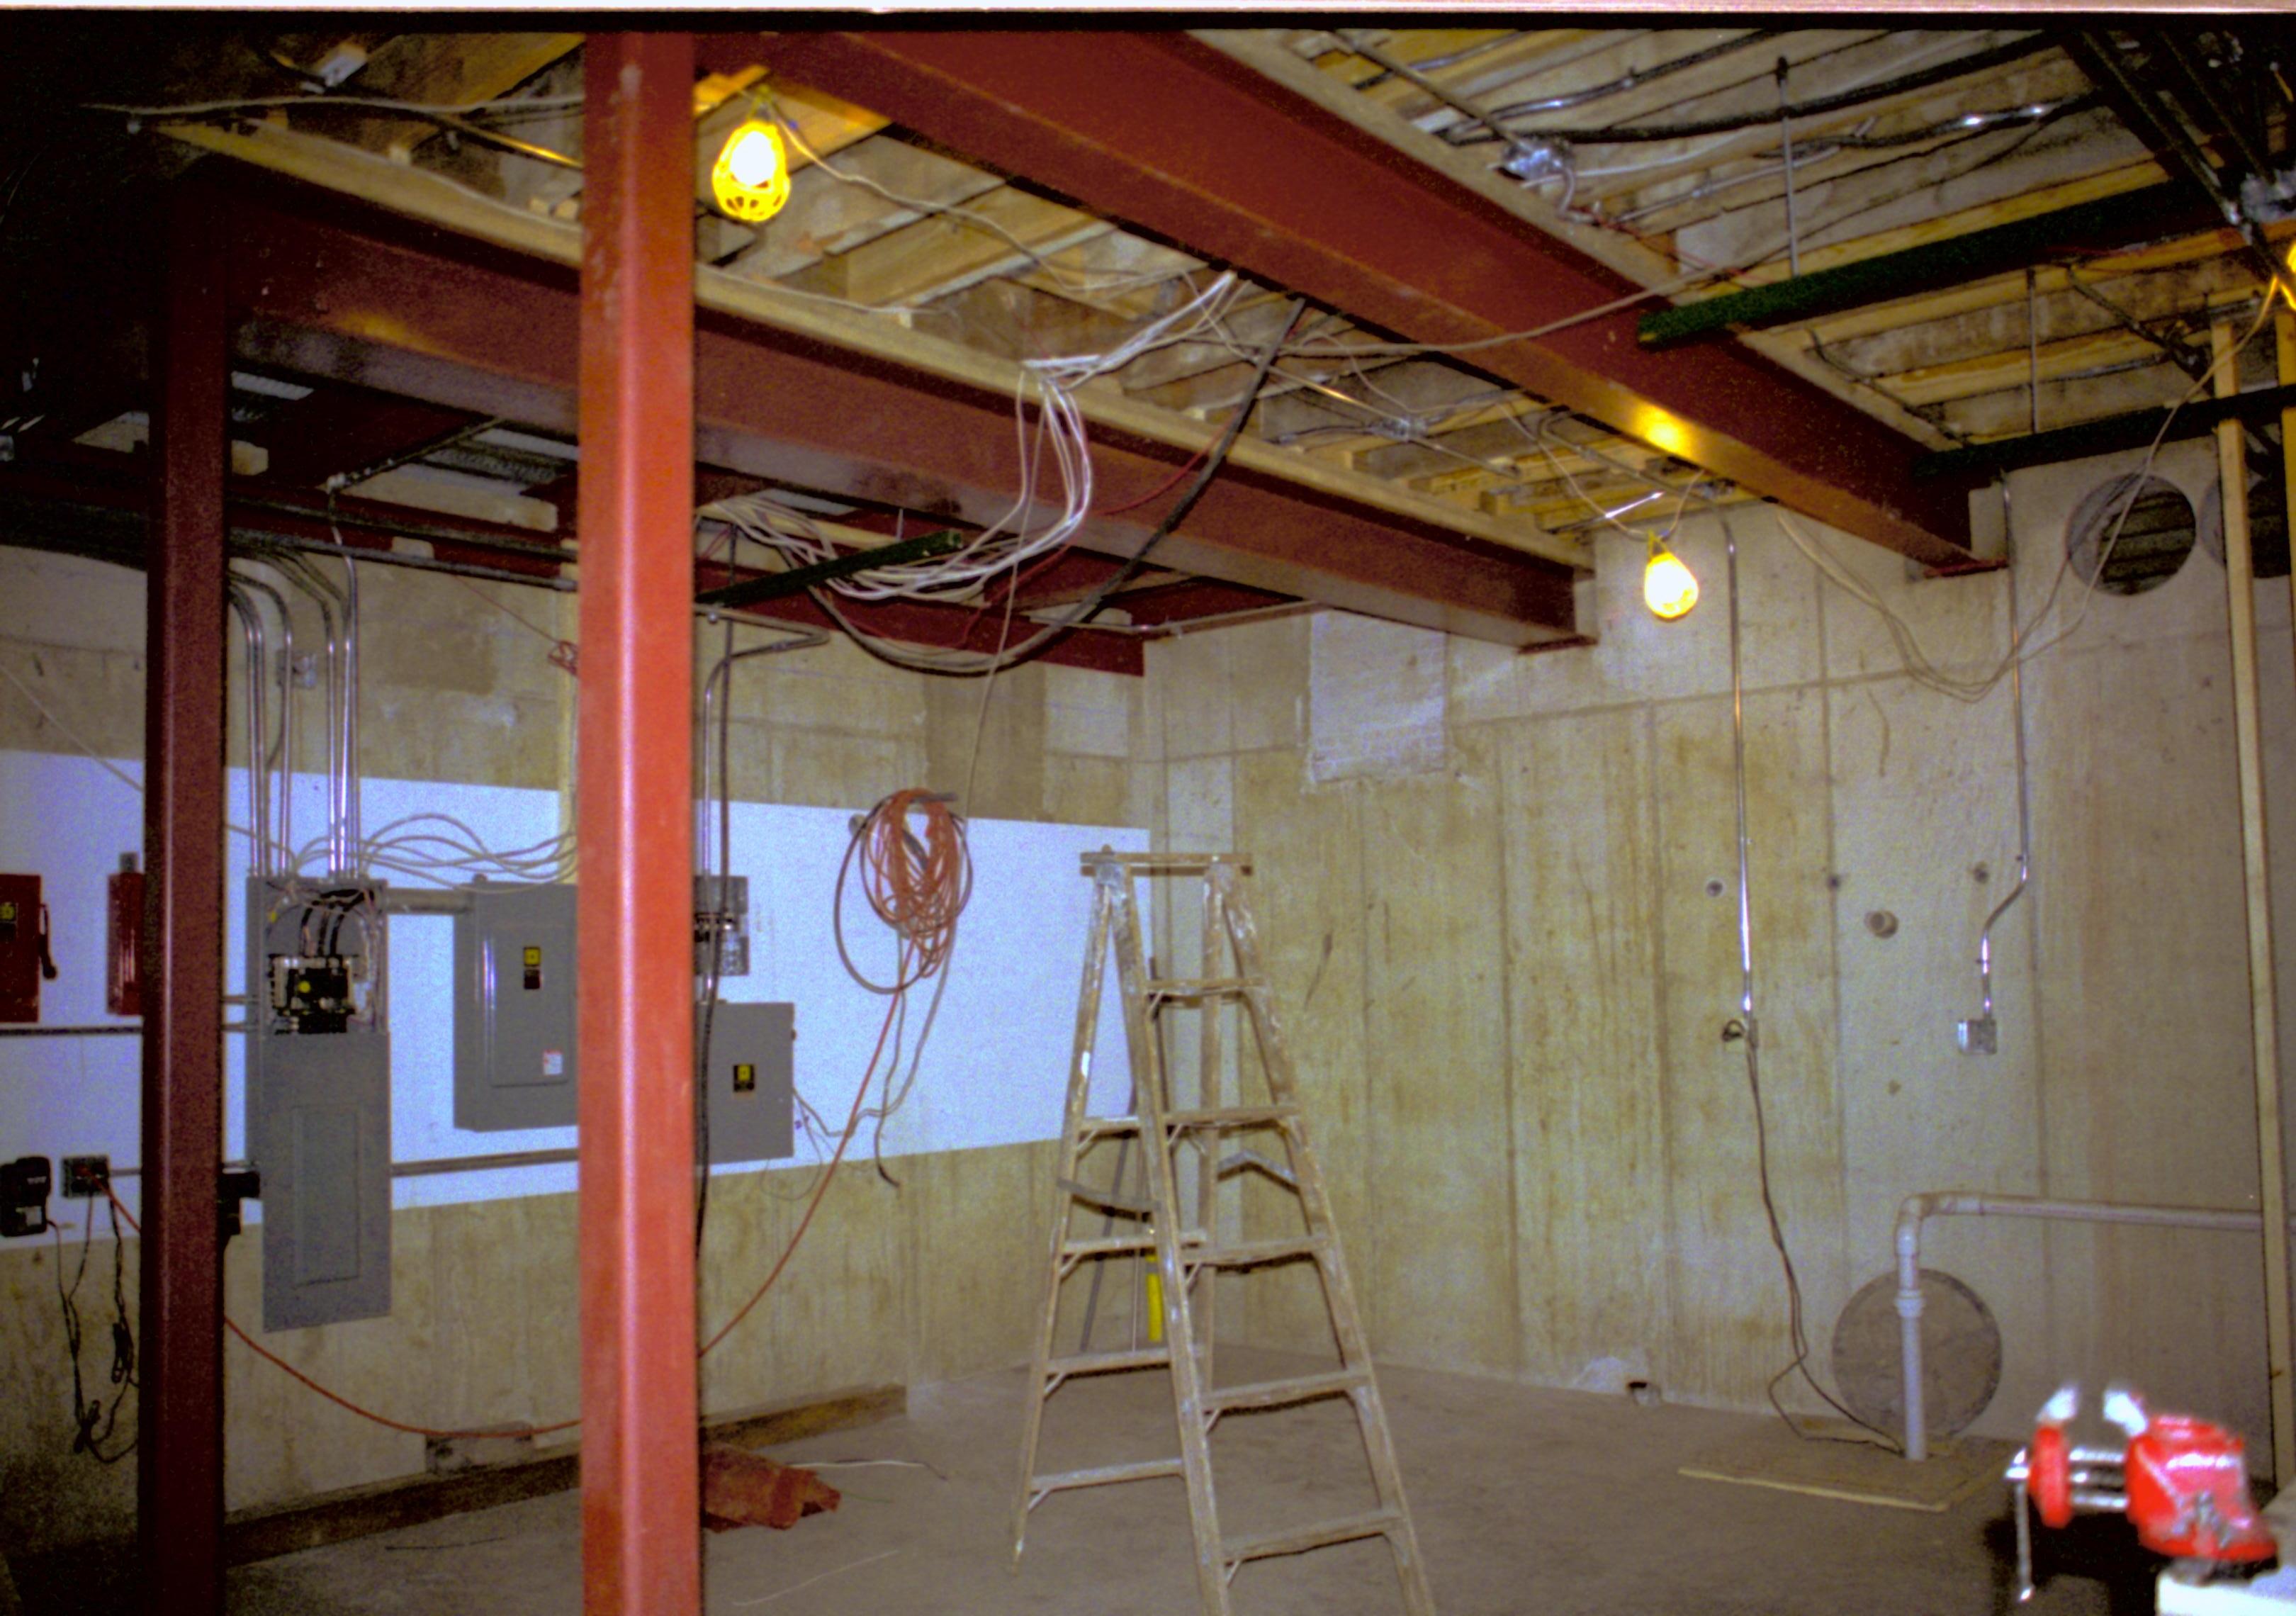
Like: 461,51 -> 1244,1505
1895,1191 -> 2276,1461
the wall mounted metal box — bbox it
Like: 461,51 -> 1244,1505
454,882 -> 579,1132
697,1000 -> 794,1165
247,877 -> 392,1332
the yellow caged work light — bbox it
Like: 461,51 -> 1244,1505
1643,534 -> 1699,621
712,117 -> 790,223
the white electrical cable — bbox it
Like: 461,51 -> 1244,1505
698,272 -> 1239,616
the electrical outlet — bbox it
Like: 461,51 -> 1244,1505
61,1155 -> 110,1199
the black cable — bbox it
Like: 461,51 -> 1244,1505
55,1197 -> 135,1464
691,625 -> 820,1249
1743,1038 -> 1899,1450
694,622 -> 733,1253
1448,34 -> 2054,146
1476,28 -> 1783,121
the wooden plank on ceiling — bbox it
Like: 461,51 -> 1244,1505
345,32 -> 583,160
784,184 -> 1114,308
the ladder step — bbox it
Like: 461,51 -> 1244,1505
1079,853 -> 1251,874
1076,1115 -> 1142,1138
1144,976 -> 1264,999
1201,1367 -> 1368,1415
1062,1233 -> 1158,1259
1191,1234 -> 1329,1269
1045,1345 -> 1170,1379
1030,1457 -> 1186,1500
1222,1507 -> 1403,1566
1058,1177 -> 1152,1216
1166,1104 -> 1297,1130
1062,1230 -> 1206,1260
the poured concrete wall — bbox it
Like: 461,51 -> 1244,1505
1147,437 -> 2296,1454
0,549 -> 1147,1552
4,427 -> 2292,1554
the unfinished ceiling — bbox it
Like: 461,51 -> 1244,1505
1,23 -> 2290,669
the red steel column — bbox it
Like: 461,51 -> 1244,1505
576,33 -> 700,1614
140,185 -> 228,1607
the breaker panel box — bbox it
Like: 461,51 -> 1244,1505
698,1000 -> 794,1165
454,882 -> 579,1132
0,872 -> 57,1024
247,877 -> 393,1332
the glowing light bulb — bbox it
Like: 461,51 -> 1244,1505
1643,539 -> 1699,621
711,120 -> 789,223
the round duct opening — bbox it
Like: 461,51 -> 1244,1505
2064,473 -> 2196,596
1833,1267 -> 2003,1441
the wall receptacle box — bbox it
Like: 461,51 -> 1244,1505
698,1001 -> 794,1165
455,883 -> 579,1132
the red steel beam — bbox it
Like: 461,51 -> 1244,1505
575,33 -> 700,1615
212,184 -> 1577,646
140,184 -> 228,1611
748,30 -> 1981,567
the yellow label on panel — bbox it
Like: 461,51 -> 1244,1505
523,946 -> 542,967
733,1062 -> 755,1094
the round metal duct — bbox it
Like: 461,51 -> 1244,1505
2064,473 -> 2197,596
1833,1267 -> 2003,1442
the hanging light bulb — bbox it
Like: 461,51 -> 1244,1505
711,117 -> 790,223
1643,533 -> 1699,620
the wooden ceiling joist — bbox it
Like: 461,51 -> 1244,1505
748,28 -> 1980,566
191,174 -> 1581,646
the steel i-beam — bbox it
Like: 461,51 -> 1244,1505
575,31 -> 702,1616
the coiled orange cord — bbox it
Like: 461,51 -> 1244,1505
837,790 -> 972,990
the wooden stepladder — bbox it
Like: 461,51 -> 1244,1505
1013,851 -> 1434,1615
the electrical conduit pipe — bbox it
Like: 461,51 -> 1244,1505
1896,1192 -> 2282,1461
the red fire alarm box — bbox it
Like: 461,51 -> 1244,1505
108,855 -> 144,1017
0,873 -> 57,1024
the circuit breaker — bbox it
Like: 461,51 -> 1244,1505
454,882 -> 579,1131
697,1000 -> 794,1165
0,872 -> 57,1024
247,877 -> 392,1332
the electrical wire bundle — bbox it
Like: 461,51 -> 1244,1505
695,272 -> 1238,622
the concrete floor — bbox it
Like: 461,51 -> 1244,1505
208,1348 -> 2154,1616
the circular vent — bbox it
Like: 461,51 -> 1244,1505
1832,1268 -> 2003,1442
2065,473 -> 2196,595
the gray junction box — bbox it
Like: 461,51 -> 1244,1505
697,1000 -> 794,1165
454,882 -> 793,1163
454,882 -> 580,1131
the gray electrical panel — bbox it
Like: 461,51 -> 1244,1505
247,877 -> 393,1333
454,882 -> 579,1132
697,1000 -> 794,1165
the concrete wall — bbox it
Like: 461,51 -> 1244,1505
0,549 -> 1149,1553
1145,437 -> 2296,1454
6,425 -> 2293,1554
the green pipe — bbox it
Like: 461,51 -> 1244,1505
1638,183 -> 2208,348
694,527 -> 965,610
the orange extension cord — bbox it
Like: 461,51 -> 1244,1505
110,794 -> 971,1445
838,790 -> 972,990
